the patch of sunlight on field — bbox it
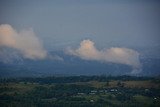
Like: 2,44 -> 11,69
123,81 -> 159,88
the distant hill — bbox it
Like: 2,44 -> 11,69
0,51 -> 160,78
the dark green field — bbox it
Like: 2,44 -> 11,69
0,76 -> 160,107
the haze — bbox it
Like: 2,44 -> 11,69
0,0 -> 160,76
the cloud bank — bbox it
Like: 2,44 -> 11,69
0,24 -> 47,60
66,39 -> 141,69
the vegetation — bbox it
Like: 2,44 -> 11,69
0,76 -> 160,107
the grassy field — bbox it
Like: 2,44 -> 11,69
71,80 -> 159,89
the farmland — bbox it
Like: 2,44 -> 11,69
0,76 -> 160,107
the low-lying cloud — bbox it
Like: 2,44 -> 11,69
66,39 -> 141,69
0,24 -> 47,60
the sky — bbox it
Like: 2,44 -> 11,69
0,0 -> 160,68
0,0 -> 160,50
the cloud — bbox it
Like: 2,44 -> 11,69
66,39 -> 141,69
0,24 -> 47,60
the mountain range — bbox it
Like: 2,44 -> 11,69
0,51 -> 160,78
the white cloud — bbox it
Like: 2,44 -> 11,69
66,39 -> 141,69
0,24 -> 47,60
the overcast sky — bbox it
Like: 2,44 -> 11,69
0,0 -> 160,53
